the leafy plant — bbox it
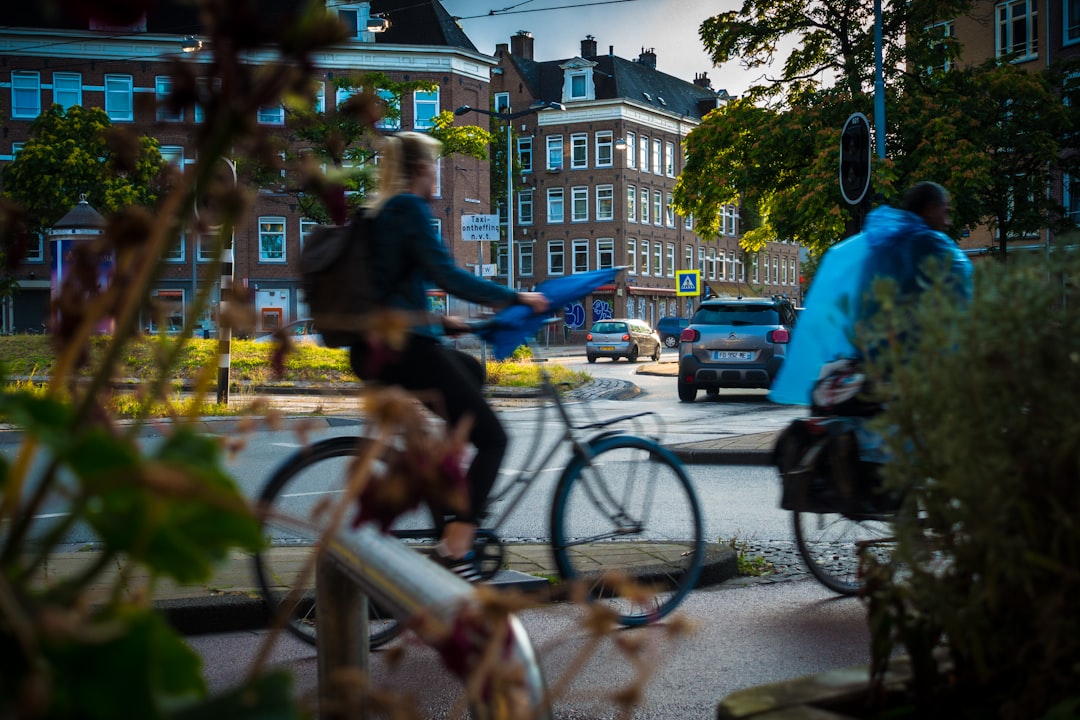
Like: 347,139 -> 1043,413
862,249 -> 1080,717
726,536 -> 775,577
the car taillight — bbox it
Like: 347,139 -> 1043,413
622,333 -> 630,341
679,328 -> 698,343
769,328 -> 791,343
586,333 -> 594,341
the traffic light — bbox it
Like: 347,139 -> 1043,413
839,113 -> 870,205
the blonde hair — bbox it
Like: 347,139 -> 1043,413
366,131 -> 443,213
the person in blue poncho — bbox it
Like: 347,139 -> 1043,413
769,181 -> 973,408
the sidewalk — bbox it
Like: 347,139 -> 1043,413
20,351 -> 786,635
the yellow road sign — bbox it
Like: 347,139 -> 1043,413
676,270 -> 701,297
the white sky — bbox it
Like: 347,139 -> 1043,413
440,0 -> 758,97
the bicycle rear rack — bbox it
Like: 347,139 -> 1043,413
315,523 -> 550,719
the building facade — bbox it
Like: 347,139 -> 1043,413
484,32 -> 801,332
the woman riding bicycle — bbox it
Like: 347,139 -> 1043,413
354,131 -> 549,580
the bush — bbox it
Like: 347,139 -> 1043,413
863,249 -> 1080,718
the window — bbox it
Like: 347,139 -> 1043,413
722,204 -> 738,236
414,89 -> 439,130
639,135 -> 649,173
336,3 -> 373,39
698,246 -> 706,275
166,231 -> 186,262
376,89 -> 400,130
641,240 -> 650,275
997,0 -> 1037,60
596,131 -> 613,167
105,75 -> 133,121
547,135 -> 563,170
52,72 -> 81,111
573,239 -> 590,273
665,193 -> 674,227
665,141 -> 675,176
653,241 -> 662,276
708,248 -> 717,280
24,232 -> 43,263
627,239 -> 637,273
684,245 -> 694,271
300,218 -> 318,251
596,185 -> 614,221
547,187 -> 565,223
1065,174 -> 1080,221
497,241 -> 508,276
781,254 -> 789,284
518,136 -> 533,173
150,290 -> 185,333
549,240 -> 565,275
11,71 -> 41,119
197,233 -> 217,262
640,188 -> 649,224
1068,0 -> 1080,45
258,104 -> 284,125
627,185 -> 637,222
156,76 -> 182,122
717,249 -> 726,280
665,243 -> 674,277
684,213 -> 693,230
571,133 -> 588,169
653,190 -> 663,226
752,254 -> 760,282
571,186 -> 589,222
598,238 -> 615,269
773,255 -> 780,283
927,20 -> 957,73
311,81 -> 326,113
259,217 -> 286,262
652,138 -> 662,174
160,145 -> 184,173
569,71 -> 588,99
520,242 -> 534,277
494,92 -> 510,113
626,131 -> 636,168
518,189 -> 534,225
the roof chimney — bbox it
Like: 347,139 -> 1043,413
581,35 -> 597,58
637,47 -> 656,69
693,72 -> 712,89
510,30 -> 534,61
495,42 -> 508,58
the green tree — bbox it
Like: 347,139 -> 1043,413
2,105 -> 164,233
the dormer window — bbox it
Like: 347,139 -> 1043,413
559,58 -> 597,103
329,1 -> 376,42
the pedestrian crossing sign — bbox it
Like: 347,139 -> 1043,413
676,270 -> 701,297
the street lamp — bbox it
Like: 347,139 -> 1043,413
454,101 -> 564,290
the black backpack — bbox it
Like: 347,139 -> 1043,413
300,210 -> 378,348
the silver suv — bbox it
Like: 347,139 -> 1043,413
677,297 -> 797,402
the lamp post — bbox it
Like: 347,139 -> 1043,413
454,101 -> 563,290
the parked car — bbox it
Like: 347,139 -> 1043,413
677,297 -> 797,402
254,318 -> 324,346
585,319 -> 662,363
655,316 -> 691,348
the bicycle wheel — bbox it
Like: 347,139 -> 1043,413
550,435 -> 704,626
792,509 -> 896,595
253,435 -> 435,649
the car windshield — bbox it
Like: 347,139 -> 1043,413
693,305 -> 780,326
592,322 -> 626,333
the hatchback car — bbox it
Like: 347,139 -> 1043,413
677,297 -> 797,402
655,316 -> 691,348
585,319 -> 662,363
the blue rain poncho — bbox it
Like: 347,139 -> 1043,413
768,205 -> 973,406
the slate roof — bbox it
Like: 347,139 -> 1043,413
509,52 -> 721,121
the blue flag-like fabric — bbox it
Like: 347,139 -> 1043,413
477,267 -> 623,359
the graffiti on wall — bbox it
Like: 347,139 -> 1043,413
592,298 -> 613,323
564,302 -> 586,329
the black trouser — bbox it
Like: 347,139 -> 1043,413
350,334 -> 506,524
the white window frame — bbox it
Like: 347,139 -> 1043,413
752,254 -> 760,282
570,133 -> 588,169
665,141 -> 675,176
568,71 -> 589,100
546,135 -> 563,170
258,216 -> 287,263
572,238 -> 590,273
312,81 -> 326,113
665,243 -> 675,278
684,245 -> 694,271
197,233 -> 218,263
996,0 -> 1038,61
626,131 -> 636,168
596,185 -> 614,221
494,92 -> 510,113
627,238 -> 637,274
627,185 -> 637,222
640,188 -> 649,224
413,88 -> 439,130
653,190 -> 663,226
52,72 -> 82,111
300,218 -> 318,251
927,20 -> 957,73
652,138 -> 662,174
653,241 -> 662,277
548,240 -> 566,275
773,255 -> 780,283
518,189 -> 534,225
717,249 -> 726,280
376,88 -> 400,130
571,186 -> 589,222
547,187 -> 565,223
156,76 -> 182,122
641,240 -> 650,275
665,192 -> 674,227
104,74 -> 133,122
258,104 -> 284,125
708,247 -> 717,280
520,242 -> 534,277
160,145 -> 184,174
11,71 -> 41,119
698,246 -> 706,275
166,231 -> 186,262
639,135 -> 649,173
598,238 -> 615,270
595,131 -> 613,167
518,136 -> 533,173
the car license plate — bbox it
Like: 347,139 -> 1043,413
712,350 -> 754,361
599,346 -> 615,351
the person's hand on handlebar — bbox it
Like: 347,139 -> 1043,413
516,291 -> 550,313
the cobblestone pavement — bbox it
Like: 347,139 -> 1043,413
722,539 -> 816,588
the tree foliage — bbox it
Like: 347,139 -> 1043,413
1,105 -> 164,233
676,0 -> 1080,260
